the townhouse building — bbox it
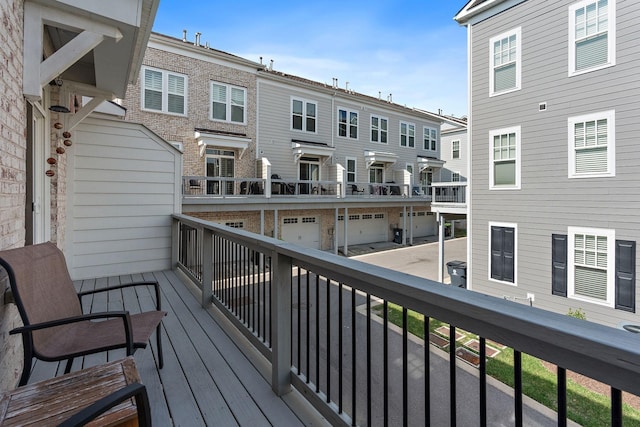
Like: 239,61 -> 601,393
123,32 -> 466,255
455,0 -> 640,327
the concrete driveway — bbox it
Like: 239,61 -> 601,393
352,237 -> 467,283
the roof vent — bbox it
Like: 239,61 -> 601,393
182,29 -> 187,42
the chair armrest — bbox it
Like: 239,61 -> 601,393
57,382 -> 151,427
10,311 -> 134,355
78,281 -> 161,311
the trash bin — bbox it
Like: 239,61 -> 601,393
393,228 -> 403,244
446,260 -> 467,288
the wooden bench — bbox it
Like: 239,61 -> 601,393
0,357 -> 148,426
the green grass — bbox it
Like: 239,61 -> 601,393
372,302 -> 640,427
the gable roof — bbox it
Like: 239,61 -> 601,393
454,0 -> 510,24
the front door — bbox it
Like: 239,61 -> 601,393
299,157 -> 319,194
205,148 -> 234,195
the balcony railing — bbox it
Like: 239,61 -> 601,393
173,213 -> 639,426
431,182 -> 467,204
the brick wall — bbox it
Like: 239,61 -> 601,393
0,0 -> 25,392
122,46 -> 258,180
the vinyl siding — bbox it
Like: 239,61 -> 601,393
66,117 -> 182,280
469,0 -> 640,326
257,78 -> 443,184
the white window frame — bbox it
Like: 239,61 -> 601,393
338,107 -> 359,139
291,97 -> 317,133
567,226 -> 615,307
210,81 -> 247,124
489,27 -> 521,96
400,121 -> 416,148
423,126 -> 438,151
568,0 -> 616,77
452,172 -> 461,182
452,140 -> 461,159
568,110 -> 615,178
346,157 -> 357,183
370,114 -> 389,144
141,66 -> 188,116
488,222 -> 517,286
489,126 -> 521,190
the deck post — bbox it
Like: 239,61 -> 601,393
201,228 -> 213,307
271,250 -> 292,395
171,216 -> 180,269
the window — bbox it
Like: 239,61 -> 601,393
338,108 -> 358,139
568,110 -> 615,178
489,126 -> 520,189
142,67 -> 187,115
292,98 -> 317,132
489,27 -> 521,95
423,127 -> 438,151
568,227 -> 615,306
452,172 -> 461,182
490,223 -> 516,284
346,157 -> 356,183
211,82 -> 246,124
452,140 -> 461,159
569,0 -> 615,76
369,163 -> 384,183
400,122 -> 415,148
371,115 -> 388,143
406,164 -> 413,175
205,148 -> 234,195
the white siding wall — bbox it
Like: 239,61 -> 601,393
65,116 -> 182,280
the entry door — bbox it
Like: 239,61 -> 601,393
206,149 -> 234,194
25,102 -> 49,244
299,157 -> 319,194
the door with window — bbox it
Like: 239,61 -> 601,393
299,157 -> 320,194
205,148 -> 234,195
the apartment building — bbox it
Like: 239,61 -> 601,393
455,0 -> 640,327
123,32 -> 466,254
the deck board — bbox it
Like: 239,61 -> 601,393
25,269 -> 318,426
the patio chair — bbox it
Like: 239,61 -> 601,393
351,184 -> 364,195
0,242 -> 166,386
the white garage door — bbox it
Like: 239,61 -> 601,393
338,213 -> 388,246
409,211 -> 436,237
281,217 -> 321,249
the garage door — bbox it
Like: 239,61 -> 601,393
409,211 -> 436,237
281,216 -> 321,249
338,213 -> 388,246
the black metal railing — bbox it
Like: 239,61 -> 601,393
173,213 -> 640,427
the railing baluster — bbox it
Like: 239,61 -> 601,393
384,300 -> 389,427
514,350 -> 523,427
403,307 -> 408,427
326,279 -> 331,403
351,287 -> 357,426
316,273 -> 320,393
306,271 -> 310,384
479,337 -> 487,427
339,282 -> 343,414
449,325 -> 457,427
297,266 -> 301,376
367,294 -> 372,424
611,387 -> 622,427
424,315 -> 430,427
557,367 -> 566,427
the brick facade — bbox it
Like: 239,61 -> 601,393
0,0 -> 25,392
122,44 -> 258,180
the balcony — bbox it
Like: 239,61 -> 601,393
36,214 -> 640,426
430,182 -> 467,215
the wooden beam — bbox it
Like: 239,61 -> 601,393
23,2 -> 44,101
39,4 -> 123,42
40,31 -> 105,88
66,96 -> 106,132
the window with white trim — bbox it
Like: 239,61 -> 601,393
292,98 -> 317,132
569,0 -> 615,76
452,140 -> 461,159
452,172 -> 460,182
371,115 -> 388,143
211,82 -> 246,124
489,223 -> 516,285
568,110 -> 615,178
338,108 -> 358,139
489,126 -> 520,189
490,27 -> 521,95
423,127 -> 438,151
400,122 -> 415,148
142,67 -> 187,115
568,227 -> 615,307
346,157 -> 356,183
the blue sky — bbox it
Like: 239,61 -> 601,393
152,1 -> 468,117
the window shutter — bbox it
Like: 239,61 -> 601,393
503,227 -> 515,282
552,234 -> 568,297
615,240 -> 636,312
491,227 -> 504,280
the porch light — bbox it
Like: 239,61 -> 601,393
48,77 -> 71,113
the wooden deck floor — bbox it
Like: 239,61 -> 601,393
26,270 -> 326,426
